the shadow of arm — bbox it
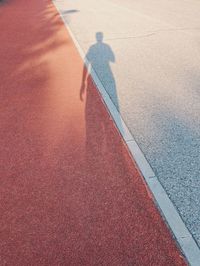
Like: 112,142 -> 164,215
80,62 -> 89,101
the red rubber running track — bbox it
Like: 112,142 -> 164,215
0,0 -> 187,265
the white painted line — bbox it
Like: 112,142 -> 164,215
147,177 -> 200,266
90,67 -> 133,142
127,140 -> 155,178
52,1 -> 200,265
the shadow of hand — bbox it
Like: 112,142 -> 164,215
80,84 -> 85,101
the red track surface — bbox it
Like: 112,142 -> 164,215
0,0 -> 187,265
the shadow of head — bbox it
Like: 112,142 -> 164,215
96,32 -> 104,43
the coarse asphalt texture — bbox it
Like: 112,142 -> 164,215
0,0 -> 187,265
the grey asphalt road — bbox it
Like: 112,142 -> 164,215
54,0 -> 200,247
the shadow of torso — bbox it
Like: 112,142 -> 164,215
86,41 -> 118,110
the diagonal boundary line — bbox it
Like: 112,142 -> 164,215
52,1 -> 200,265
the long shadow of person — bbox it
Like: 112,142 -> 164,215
76,33 -> 178,266
80,32 -> 124,173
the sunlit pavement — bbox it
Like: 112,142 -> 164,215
0,0 -> 188,265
